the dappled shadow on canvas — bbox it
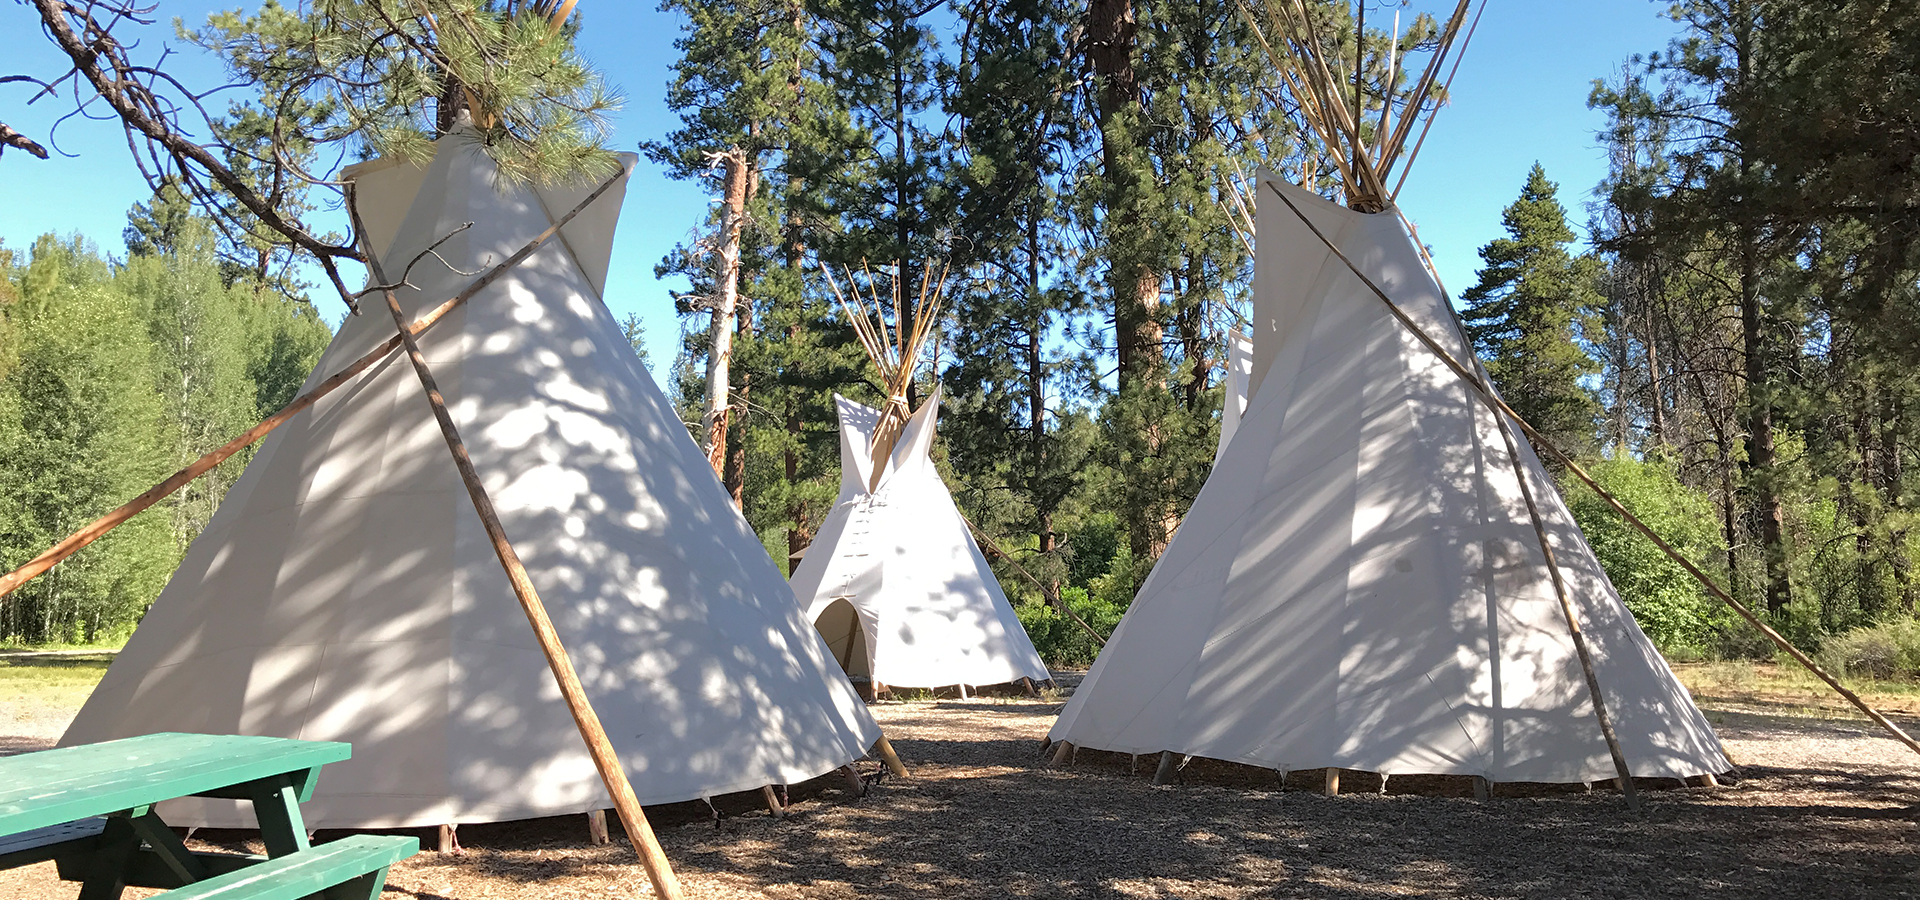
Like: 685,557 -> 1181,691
57,135 -> 874,828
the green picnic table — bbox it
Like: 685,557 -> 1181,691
0,733 -> 417,899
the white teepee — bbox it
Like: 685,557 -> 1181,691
1047,171 -> 1729,785
1214,329 -> 1254,467
789,387 -> 1049,691
63,129 -> 881,828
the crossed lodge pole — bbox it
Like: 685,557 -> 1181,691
347,187 -> 684,899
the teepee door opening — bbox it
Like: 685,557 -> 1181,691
816,597 -> 872,681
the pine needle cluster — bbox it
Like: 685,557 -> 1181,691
194,0 -> 623,187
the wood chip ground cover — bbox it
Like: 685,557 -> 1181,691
2,671 -> 1917,898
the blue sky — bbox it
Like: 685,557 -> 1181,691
0,1 -> 1682,372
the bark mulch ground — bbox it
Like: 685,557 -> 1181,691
3,676 -> 1918,899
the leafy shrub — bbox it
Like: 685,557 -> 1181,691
1818,619 -> 1920,681
1562,453 -> 1730,657
1019,586 -> 1126,668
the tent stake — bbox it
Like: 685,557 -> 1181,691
1050,741 -> 1075,765
586,810 -> 609,845
839,765 -> 867,797
0,167 -> 630,606
356,196 -> 682,900
1324,768 -> 1340,797
1152,751 -> 1180,785
761,786 -> 787,819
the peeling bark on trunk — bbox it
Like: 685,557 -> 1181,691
701,148 -> 753,478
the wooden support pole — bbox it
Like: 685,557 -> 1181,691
0,168 -> 630,607
761,786 -> 786,819
1472,777 -> 1491,802
872,734 -> 909,778
1020,677 -> 1039,697
1323,768 -> 1340,797
1378,773 -> 1390,795
1152,751 -> 1180,785
1694,772 -> 1720,788
355,195 -> 682,900
436,824 -> 459,854
586,810 -> 609,845
1050,741 -> 1074,765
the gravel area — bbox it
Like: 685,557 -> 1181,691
3,672 -> 1918,899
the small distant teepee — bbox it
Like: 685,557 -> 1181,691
788,267 -> 1049,694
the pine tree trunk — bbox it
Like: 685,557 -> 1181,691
781,178 -> 811,571
1643,300 -> 1666,446
1737,239 -> 1791,612
724,298 -> 752,510
1026,218 -> 1061,610
701,148 -> 753,477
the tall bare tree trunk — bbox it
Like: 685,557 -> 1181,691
725,299 -> 753,510
701,148 -> 753,477
1738,239 -> 1791,612
1026,216 -> 1061,610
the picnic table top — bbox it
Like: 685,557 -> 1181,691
0,733 -> 350,837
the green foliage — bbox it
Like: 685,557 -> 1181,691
0,236 -> 173,645
1818,619 -> 1920,682
1563,453 -> 1727,656
1462,164 -> 1604,457
0,202 -> 331,645
193,0 -> 622,186
1016,587 -> 1126,668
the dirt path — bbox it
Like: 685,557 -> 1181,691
3,686 -> 1917,898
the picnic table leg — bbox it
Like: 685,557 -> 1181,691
75,811 -> 142,900
246,775 -> 313,857
127,808 -> 207,883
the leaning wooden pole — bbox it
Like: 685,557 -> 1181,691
1474,355 -> 1639,807
351,195 -> 683,900
0,169 -> 627,606
1263,180 -> 1920,762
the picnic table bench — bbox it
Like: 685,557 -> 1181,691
0,733 -> 417,899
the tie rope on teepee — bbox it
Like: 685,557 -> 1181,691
819,260 -> 953,489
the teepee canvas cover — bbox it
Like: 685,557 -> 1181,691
1048,172 -> 1728,784
63,130 -> 880,828
789,388 -> 1048,690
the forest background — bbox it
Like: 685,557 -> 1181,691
2,0 -> 1918,690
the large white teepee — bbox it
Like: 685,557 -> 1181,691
63,129 -> 881,828
789,387 -> 1049,691
1048,171 -> 1729,784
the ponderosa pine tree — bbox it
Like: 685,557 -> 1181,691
1460,164 -> 1604,457
939,0 -> 1094,608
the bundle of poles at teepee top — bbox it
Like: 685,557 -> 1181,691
1240,0 -> 1920,776
821,260 -> 952,488
1237,0 -> 1483,213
